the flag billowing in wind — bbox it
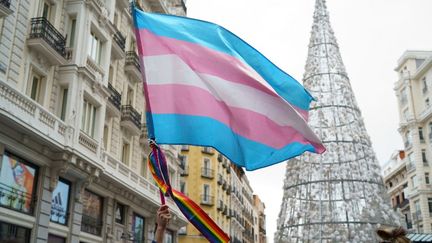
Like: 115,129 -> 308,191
133,8 -> 325,171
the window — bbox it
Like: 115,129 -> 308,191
179,155 -> 187,169
178,226 -> 186,235
400,88 -> 407,105
115,203 -> 125,224
51,179 -> 71,225
141,156 -> 147,178
48,234 -> 66,243
389,182 -> 393,188
203,158 -> 210,169
423,77 -> 428,93
121,142 -> 130,165
180,181 -> 186,194
81,99 -> 97,137
68,18 -> 76,48
426,98 -> 430,107
426,173 -> 430,185
81,190 -> 103,236
422,149 -> 428,165
429,198 -> 432,214
412,175 -> 418,188
133,214 -> 145,243
29,72 -> 43,103
103,125 -> 109,150
126,87 -> 134,105
60,88 -> 68,121
41,1 -> 52,20
409,153 -> 414,164
0,152 -> 38,214
203,184 -> 210,201
0,222 -> 31,242
419,127 -> 424,141
419,224 -> 424,233
88,32 -> 102,64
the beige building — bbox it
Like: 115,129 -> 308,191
0,0 -> 188,242
392,50 -> 432,233
253,195 -> 267,243
382,150 -> 411,229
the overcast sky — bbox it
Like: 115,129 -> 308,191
187,0 -> 432,241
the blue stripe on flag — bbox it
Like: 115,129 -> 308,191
134,9 -> 313,110
151,113 -> 317,170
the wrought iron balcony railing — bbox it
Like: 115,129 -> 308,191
121,105 -> 141,129
113,31 -> 126,51
108,83 -> 121,110
125,51 -> 140,70
0,182 -> 36,214
0,0 -> 11,8
81,214 -> 103,236
201,167 -> 214,178
29,17 -> 66,57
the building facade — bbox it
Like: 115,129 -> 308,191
178,146 -> 266,243
382,150 -> 411,230
177,145 -> 232,243
393,50 -> 432,233
0,0 -> 187,242
253,195 -> 267,243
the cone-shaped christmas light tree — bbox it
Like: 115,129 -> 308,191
275,1 -> 401,242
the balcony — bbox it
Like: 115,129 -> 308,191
0,0 -> 12,17
120,105 -> 141,135
180,145 -> 189,151
111,30 -> 126,59
202,147 -> 214,155
106,83 -> 121,117
399,199 -> 409,208
419,105 -> 432,122
125,51 -> 142,82
200,195 -> 214,206
217,200 -> 223,210
28,17 -> 67,65
201,167 -> 214,179
0,80 -> 69,147
103,152 -> 186,221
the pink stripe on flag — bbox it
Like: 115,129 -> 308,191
137,29 -> 275,95
137,29 -> 309,120
148,84 -> 324,151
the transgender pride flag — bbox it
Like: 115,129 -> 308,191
133,8 -> 325,171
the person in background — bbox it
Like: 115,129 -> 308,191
153,205 -> 171,243
376,225 -> 411,243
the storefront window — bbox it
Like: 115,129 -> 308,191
133,214 -> 145,243
0,152 -> 38,214
0,221 -> 31,243
50,179 -> 71,225
81,190 -> 103,235
115,203 -> 125,224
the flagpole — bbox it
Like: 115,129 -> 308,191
132,0 -> 164,205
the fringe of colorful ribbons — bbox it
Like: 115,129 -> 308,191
147,142 -> 230,243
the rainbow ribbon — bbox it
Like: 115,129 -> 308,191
148,143 -> 230,243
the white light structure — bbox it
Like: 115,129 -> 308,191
275,0 -> 402,242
